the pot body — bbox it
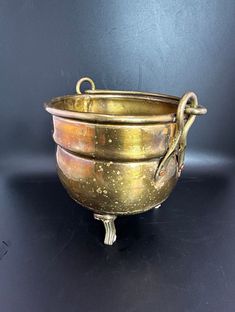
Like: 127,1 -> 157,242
56,145 -> 178,215
53,111 -> 179,215
45,78 -> 207,218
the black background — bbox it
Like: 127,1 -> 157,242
0,1 -> 235,311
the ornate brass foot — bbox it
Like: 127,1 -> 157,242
94,214 -> 117,245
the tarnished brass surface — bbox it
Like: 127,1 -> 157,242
56,145 -> 178,215
45,77 -> 207,245
53,116 -> 176,160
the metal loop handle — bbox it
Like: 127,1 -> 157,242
177,92 -> 206,176
177,92 -> 198,132
76,77 -> 96,94
155,92 -> 207,179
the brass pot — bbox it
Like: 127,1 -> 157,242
45,77 -> 207,245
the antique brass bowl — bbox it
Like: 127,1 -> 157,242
45,77 -> 207,245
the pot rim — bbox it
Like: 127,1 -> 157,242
45,92 -> 179,124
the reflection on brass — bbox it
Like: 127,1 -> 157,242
45,77 -> 207,245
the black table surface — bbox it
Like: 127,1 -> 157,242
0,156 -> 235,312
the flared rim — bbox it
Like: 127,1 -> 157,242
44,92 -> 179,124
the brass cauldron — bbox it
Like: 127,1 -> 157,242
45,77 -> 207,245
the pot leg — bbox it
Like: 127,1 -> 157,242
94,214 -> 117,245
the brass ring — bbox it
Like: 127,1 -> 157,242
177,92 -> 198,132
76,77 -> 96,94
